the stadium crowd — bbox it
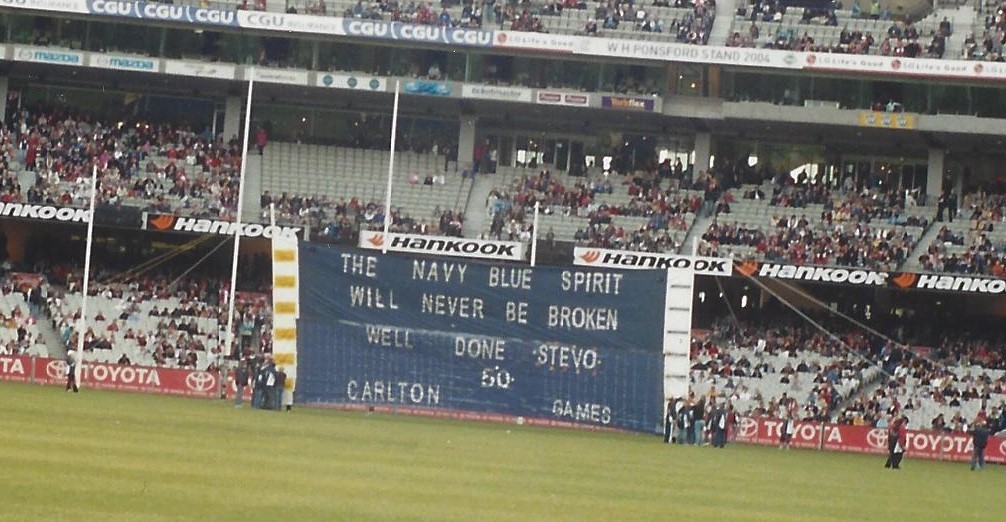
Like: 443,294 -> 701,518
689,312 -> 1006,436
6,106 -> 243,219
482,168 -> 698,250
690,320 -> 876,424
699,176 -> 925,269
917,190 -> 1006,276
261,191 -> 464,241
966,0 -> 1006,60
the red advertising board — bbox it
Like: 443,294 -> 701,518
733,416 -> 826,450
737,416 -> 1006,463
0,355 -> 32,383
32,357 -> 219,398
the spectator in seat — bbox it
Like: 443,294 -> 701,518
255,126 -> 268,155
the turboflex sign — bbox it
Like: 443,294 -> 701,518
359,230 -> 524,261
143,213 -> 301,239
573,247 -> 731,276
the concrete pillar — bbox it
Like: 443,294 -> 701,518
692,132 -> 713,182
926,148 -> 944,206
457,116 -> 477,169
223,96 -> 243,145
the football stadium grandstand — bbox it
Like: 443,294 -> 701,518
1,0 -> 1006,458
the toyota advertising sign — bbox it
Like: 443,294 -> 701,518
735,416 -> 1006,463
32,357 -> 219,398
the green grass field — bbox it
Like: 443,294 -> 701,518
0,381 -> 1000,522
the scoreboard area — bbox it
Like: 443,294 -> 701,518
296,244 -> 669,432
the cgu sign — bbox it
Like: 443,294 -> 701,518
343,20 -> 493,46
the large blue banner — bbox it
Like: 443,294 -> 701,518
298,244 -> 666,432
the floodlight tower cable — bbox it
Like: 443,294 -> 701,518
758,274 -> 905,348
100,235 -> 214,285
714,276 -> 742,333
733,267 -> 891,377
167,238 -> 231,290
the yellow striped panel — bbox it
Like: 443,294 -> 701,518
274,249 -> 296,262
283,377 -> 296,390
275,327 -> 297,341
274,275 -> 296,288
275,301 -> 297,315
273,352 -> 296,366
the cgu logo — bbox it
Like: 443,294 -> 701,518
446,29 -> 492,46
192,7 -> 234,24
141,3 -> 186,20
245,13 -> 284,27
347,20 -> 391,37
89,0 -> 135,15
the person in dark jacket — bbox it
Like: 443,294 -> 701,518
233,359 -> 250,408
273,366 -> 287,411
971,418 -> 990,471
65,348 -> 79,393
711,405 -> 728,448
663,399 -> 677,443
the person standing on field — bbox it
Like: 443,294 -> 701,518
234,359 -> 250,408
65,348 -> 79,393
970,418 -> 990,471
884,415 -> 907,469
663,399 -> 676,443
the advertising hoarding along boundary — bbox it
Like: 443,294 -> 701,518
297,243 -> 666,432
0,355 -> 219,397
0,355 -> 32,383
735,416 -> 1006,464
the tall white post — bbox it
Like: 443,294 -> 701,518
225,67 -> 255,358
381,80 -> 401,254
530,201 -> 540,266
75,163 -> 99,386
